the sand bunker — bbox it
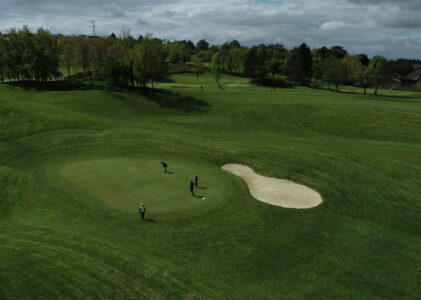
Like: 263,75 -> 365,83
222,164 -> 322,209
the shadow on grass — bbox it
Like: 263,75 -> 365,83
144,219 -> 157,223
137,88 -> 210,113
311,85 -> 415,99
6,80 -> 91,91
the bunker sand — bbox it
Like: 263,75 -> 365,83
222,164 -> 322,209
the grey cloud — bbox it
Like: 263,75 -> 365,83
103,3 -> 127,18
136,19 -> 150,26
0,0 -> 420,58
162,10 -> 176,18
347,0 -> 421,10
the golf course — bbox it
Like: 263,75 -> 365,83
0,72 -> 420,299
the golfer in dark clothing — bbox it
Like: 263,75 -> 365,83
190,181 -> 195,195
161,161 -> 168,173
201,86 -> 203,91
195,175 -> 199,188
139,203 -> 146,220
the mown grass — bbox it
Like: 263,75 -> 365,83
0,72 -> 420,299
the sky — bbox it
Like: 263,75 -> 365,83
0,0 -> 420,59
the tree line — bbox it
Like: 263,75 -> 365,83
0,26 -> 418,94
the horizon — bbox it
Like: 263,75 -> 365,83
1,0 -> 420,60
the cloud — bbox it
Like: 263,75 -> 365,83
320,21 -> 349,31
0,0 -> 420,59
136,19 -> 150,26
103,3 -> 127,18
347,0 -> 421,10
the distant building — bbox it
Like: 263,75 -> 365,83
390,78 -> 402,89
407,68 -> 421,81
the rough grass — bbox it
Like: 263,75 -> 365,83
0,72 -> 420,299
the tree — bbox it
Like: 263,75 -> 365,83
134,35 -> 167,89
196,39 -> 209,51
211,53 -> 222,82
59,36 -> 77,81
268,58 -> 281,77
0,35 -> 6,82
121,31 -> 137,86
312,49 -> 326,82
368,55 -> 391,95
90,36 -> 115,84
284,43 -> 313,85
0,26 -> 59,82
255,45 -> 270,77
343,55 -> 369,94
324,58 -> 349,92
357,54 -> 370,67
243,46 -> 257,76
330,46 -> 348,59
191,56 -> 205,79
76,36 -> 92,72
34,28 -> 60,81
166,42 -> 189,64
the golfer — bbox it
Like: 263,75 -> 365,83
161,161 -> 168,173
190,181 -> 195,195
139,203 -> 146,220
195,175 -> 199,188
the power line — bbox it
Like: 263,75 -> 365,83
92,20 -> 97,37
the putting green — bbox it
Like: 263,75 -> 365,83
60,158 -> 224,214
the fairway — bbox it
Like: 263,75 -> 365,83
60,158 -> 224,213
0,72 -> 421,299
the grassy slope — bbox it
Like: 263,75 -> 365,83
0,73 -> 420,299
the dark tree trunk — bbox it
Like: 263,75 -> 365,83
374,78 -> 379,95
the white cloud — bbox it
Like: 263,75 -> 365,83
320,21 -> 349,31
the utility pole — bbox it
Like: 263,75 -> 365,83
91,20 -> 97,37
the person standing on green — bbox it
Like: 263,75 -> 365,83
161,162 -> 168,173
139,203 -> 146,220
190,181 -> 195,195
194,175 -> 199,188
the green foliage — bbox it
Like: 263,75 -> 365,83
284,43 -> 313,85
190,56 -> 205,79
0,26 -> 60,81
211,52 -> 222,82
368,55 -> 392,95
134,35 -> 167,88
196,39 -> 209,51
324,58 -> 349,91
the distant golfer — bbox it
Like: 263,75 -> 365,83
201,86 -> 203,91
161,161 -> 168,173
194,175 -> 199,188
190,181 -> 195,195
139,203 -> 146,220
